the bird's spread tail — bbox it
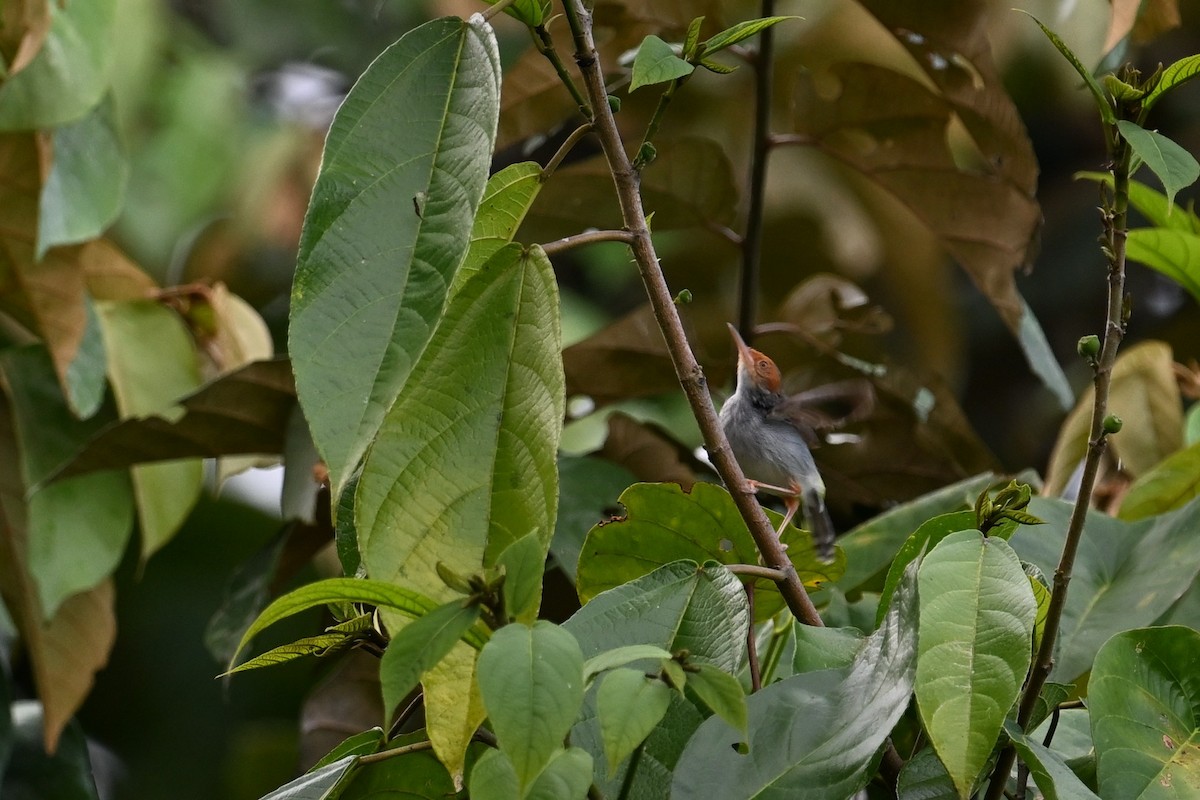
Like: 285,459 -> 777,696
802,489 -> 836,563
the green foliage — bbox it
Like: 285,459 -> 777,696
629,35 -> 694,91
1116,120 -> 1200,210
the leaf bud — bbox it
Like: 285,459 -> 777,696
1077,334 -> 1101,359
607,94 -> 621,114
1102,414 -> 1123,434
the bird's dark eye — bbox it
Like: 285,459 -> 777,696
758,360 -> 770,369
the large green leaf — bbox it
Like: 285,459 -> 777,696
552,455 -> 634,582
671,562 -> 918,798
476,621 -> 585,791
454,161 -> 544,292
1116,121 -> 1200,211
1089,626 -> 1200,798
36,97 -> 127,258
1010,496 -> 1200,682
522,747 -> 593,800
629,35 -> 693,91
875,510 -> 976,627
577,482 -> 843,622
1125,228 -> 1200,304
565,560 -> 749,673
289,15 -> 501,497
338,732 -> 472,799
96,300 -> 202,559
0,345 -> 133,618
596,667 -> 673,774
835,473 -> 1000,594
915,530 -> 1036,798
897,747 -> 959,800
1120,441 -> 1200,520
357,243 -> 563,592
0,0 -> 115,130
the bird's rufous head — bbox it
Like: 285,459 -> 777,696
726,323 -> 782,393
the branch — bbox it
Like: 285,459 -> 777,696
542,121 -> 594,179
540,229 -> 635,257
560,0 -> 822,628
984,122 -> 1133,800
531,23 -> 591,118
737,0 -> 776,339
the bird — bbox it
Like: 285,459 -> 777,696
719,323 -> 837,562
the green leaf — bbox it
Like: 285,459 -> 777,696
36,97 -> 127,259
835,473 -> 1002,594
483,0 -> 550,27
380,601 -> 482,723
524,747 -> 594,800
1011,496 -> 1200,682
1026,682 -> 1073,737
1125,228 -> 1200,304
96,299 -> 203,560
915,530 -> 1036,798
454,161 -> 545,293
0,0 -> 115,130
792,625 -> 865,673
256,754 -> 358,799
597,668 -> 672,773
875,510 -> 976,627
897,746 -> 959,800
470,749 -> 520,800
289,15 -> 500,497
3,701 -> 101,800
577,482 -> 843,621
701,16 -> 799,56
1144,54 -> 1200,111
629,35 -> 693,92
698,59 -> 738,75
582,644 -> 674,683
227,577 -> 482,670
683,16 -> 704,60
338,731 -> 476,798
476,621 -> 585,790
311,728 -> 385,771
672,561 -> 919,798
1120,441 -> 1200,520
1089,626 -> 1200,798
1004,721 -> 1101,800
687,663 -> 748,733
225,614 -> 373,676
356,244 -> 564,598
1017,298 -> 1074,412
497,531 -> 546,624
1020,12 -> 1114,125
1,345 -> 134,619
552,456 -> 634,582
565,561 -> 749,673
1027,563 -> 1052,660
1116,121 -> 1200,210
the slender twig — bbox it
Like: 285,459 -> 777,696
531,24 -> 591,117
357,739 -> 436,765
541,229 -> 635,257
727,563 -> 788,581
560,0 -> 822,627
542,122 -> 595,179
737,0 -> 776,340
481,0 -> 520,23
746,585 -> 762,691
387,690 -> 424,739
985,120 -> 1132,800
634,77 -> 689,168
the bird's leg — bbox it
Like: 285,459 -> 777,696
745,478 -> 795,497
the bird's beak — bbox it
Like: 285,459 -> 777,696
726,323 -> 756,368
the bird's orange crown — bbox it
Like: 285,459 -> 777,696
744,347 -> 782,393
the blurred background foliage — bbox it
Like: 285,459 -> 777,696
2,0 -> 1198,797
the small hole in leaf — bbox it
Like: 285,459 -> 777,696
733,742 -> 749,755
718,538 -> 734,552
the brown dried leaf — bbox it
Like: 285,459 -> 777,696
777,273 -> 893,345
0,133 -> 92,400
793,61 -> 1040,332
80,239 -> 158,301
598,412 -> 699,490
1045,341 -> 1183,496
563,304 -> 677,406
47,358 -> 295,482
1103,0 -> 1142,54
1131,0 -> 1182,44
0,393 -> 115,753
0,0 -> 52,77
527,137 -> 737,238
